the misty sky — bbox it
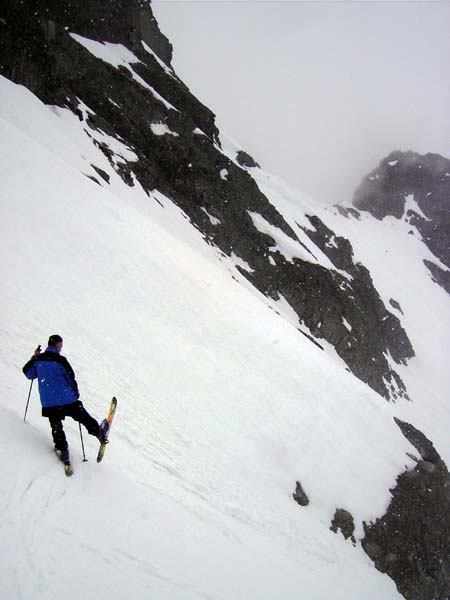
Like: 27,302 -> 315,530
152,1 -> 450,205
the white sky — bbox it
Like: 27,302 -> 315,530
152,1 -> 450,205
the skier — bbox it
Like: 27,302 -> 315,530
22,334 -> 109,465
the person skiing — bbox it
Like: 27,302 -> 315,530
22,334 -> 109,465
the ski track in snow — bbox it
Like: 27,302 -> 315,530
2,74 -> 448,598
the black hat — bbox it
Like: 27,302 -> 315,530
48,334 -> 63,347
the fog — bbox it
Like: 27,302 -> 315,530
152,1 -> 450,205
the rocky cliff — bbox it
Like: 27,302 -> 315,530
327,418 -> 450,599
362,419 -> 450,600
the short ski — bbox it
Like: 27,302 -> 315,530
97,396 -> 117,463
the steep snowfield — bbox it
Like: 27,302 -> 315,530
236,144 -> 450,465
324,205 -> 450,464
0,74 -> 443,599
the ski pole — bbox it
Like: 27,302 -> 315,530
23,344 -> 41,422
79,423 -> 88,462
24,379 -> 34,422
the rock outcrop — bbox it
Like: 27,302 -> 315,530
292,481 -> 309,507
330,508 -> 356,545
362,419 -> 450,600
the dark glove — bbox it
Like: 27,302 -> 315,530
34,345 -> 42,356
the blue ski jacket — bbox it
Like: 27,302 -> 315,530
23,347 -> 80,408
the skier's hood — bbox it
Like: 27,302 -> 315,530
46,346 -> 61,355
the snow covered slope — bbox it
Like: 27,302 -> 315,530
240,155 -> 450,466
0,74 -> 426,598
324,204 -> 450,465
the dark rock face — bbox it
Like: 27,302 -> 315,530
424,259 -> 450,295
292,215 -> 414,399
353,151 -> 450,282
3,0 -> 173,64
0,1 -> 415,399
362,419 -> 450,600
242,228 -> 413,399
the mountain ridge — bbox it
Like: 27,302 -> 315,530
352,149 -> 450,295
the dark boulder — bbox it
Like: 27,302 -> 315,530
293,481 -> 309,507
330,508 -> 356,545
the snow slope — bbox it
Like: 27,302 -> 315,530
228,135 -> 450,466
0,75 -> 442,599
324,205 -> 450,465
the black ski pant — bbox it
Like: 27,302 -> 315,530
44,401 -> 99,452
